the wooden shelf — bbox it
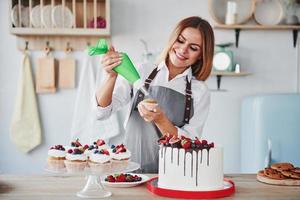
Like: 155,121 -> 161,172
10,0 -> 111,50
210,71 -> 251,90
211,71 -> 251,76
10,27 -> 110,36
214,24 -> 300,30
214,24 -> 299,48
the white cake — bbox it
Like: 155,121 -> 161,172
157,137 -> 224,191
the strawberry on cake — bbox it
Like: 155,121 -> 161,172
47,145 -> 66,171
158,135 -> 223,191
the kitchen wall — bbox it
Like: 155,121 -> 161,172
0,0 -> 299,174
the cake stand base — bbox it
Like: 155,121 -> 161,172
147,177 -> 235,199
76,175 -> 112,198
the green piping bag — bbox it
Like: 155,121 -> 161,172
87,39 -> 141,84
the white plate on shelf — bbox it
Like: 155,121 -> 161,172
11,5 -> 30,27
31,5 -> 42,28
41,5 -> 52,28
209,0 -> 255,24
11,4 -> 20,27
254,0 -> 284,25
21,6 -> 30,27
101,173 -> 150,188
52,5 -> 73,28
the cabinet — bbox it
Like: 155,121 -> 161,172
9,0 -> 110,50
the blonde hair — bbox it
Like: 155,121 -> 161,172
157,16 -> 214,81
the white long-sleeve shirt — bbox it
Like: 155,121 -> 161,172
94,61 -> 210,139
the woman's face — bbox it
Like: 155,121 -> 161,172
168,27 -> 203,70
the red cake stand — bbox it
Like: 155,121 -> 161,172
147,177 -> 235,199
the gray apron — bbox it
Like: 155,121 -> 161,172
124,67 -> 194,173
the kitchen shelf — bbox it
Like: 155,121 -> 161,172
10,0 -> 110,50
214,24 -> 300,48
210,71 -> 251,90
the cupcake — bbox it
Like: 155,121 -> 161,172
64,147 -> 87,173
141,98 -> 158,111
47,145 -> 66,171
88,149 -> 112,174
110,144 -> 131,172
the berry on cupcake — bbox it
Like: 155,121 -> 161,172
47,145 -> 66,171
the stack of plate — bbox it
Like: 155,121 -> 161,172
11,4 -> 74,28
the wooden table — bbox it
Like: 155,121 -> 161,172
0,174 -> 299,199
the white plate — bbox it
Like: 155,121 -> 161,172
254,0 -> 284,25
21,7 -> 30,27
101,173 -> 150,188
31,5 -> 42,28
11,4 -> 21,27
41,5 -> 52,28
52,5 -> 73,28
209,0 -> 255,24
11,5 -> 30,27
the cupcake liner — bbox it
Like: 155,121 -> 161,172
47,158 -> 66,171
111,159 -> 129,172
64,160 -> 87,173
88,161 -> 112,174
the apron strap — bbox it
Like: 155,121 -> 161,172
136,67 -> 160,103
144,67 -> 160,89
183,76 -> 192,124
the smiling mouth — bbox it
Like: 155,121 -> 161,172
174,50 -> 187,60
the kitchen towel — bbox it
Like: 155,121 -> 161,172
71,54 -> 120,144
10,52 -> 42,153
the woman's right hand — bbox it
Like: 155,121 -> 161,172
100,46 -> 123,78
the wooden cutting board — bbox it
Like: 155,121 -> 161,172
257,173 -> 300,186
58,57 -> 76,89
36,57 -> 56,93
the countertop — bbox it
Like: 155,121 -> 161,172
0,174 -> 300,199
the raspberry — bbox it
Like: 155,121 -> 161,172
67,149 -> 73,154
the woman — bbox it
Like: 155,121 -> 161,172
94,16 -> 214,173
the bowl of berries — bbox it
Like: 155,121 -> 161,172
102,173 -> 149,188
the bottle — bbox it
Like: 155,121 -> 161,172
225,1 -> 237,25
88,39 -> 149,96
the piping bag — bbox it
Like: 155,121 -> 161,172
88,39 -> 149,96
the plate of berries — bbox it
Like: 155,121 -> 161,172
102,173 -> 149,187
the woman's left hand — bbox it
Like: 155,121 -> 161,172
137,103 -> 165,123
